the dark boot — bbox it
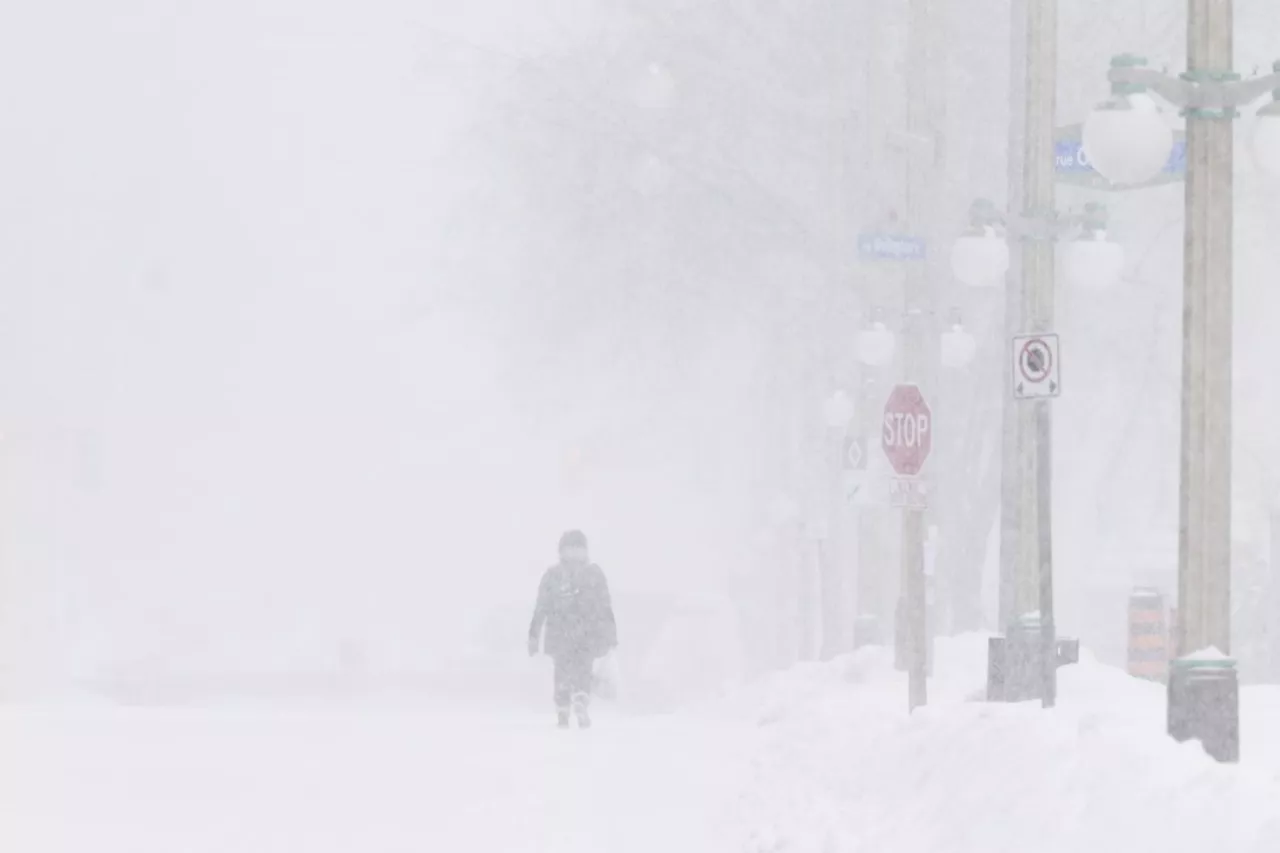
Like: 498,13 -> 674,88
572,692 -> 591,729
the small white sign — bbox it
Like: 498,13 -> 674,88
843,435 -> 867,472
890,477 -> 929,510
1012,333 -> 1061,399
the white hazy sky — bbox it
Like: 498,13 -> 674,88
0,1 -> 765,682
2,1 -> 1279,686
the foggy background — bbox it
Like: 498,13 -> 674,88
1,1 -> 1279,703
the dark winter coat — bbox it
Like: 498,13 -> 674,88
529,562 -> 617,659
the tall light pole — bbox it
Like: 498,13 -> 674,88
901,0 -> 938,712
1180,0 -> 1235,668
1082,0 -> 1280,761
954,203 -> 1124,704
998,0 -> 1057,647
954,0 -> 1149,705
987,0 -> 1060,705
1024,0 -> 1059,709
998,0 -> 1031,639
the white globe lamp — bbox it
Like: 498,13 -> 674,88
823,389 -> 856,430
1083,85 -> 1174,186
857,322 -> 896,367
939,321 -> 977,369
950,226 -> 1010,288
1062,232 -> 1125,290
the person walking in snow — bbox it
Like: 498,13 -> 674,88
528,530 -> 617,728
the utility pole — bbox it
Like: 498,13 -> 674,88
1024,0 -> 1059,708
1078,0 -> 1280,758
854,0 -> 893,654
1000,0 -> 1034,635
993,0 -> 1058,706
1177,0 -> 1233,663
902,0 -> 937,712
998,0 -> 1029,630
1168,0 -> 1237,757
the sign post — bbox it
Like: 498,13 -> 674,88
1011,333 -> 1061,708
882,384 -> 933,709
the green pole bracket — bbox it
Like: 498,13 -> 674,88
1181,69 -> 1243,119
1110,53 -> 1151,97
965,198 -> 1003,230
1020,208 -> 1060,242
1080,202 -> 1109,234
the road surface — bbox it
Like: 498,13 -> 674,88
0,701 -> 757,853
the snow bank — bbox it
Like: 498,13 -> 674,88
729,635 -> 1280,853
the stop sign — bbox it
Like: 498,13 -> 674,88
882,384 -> 933,476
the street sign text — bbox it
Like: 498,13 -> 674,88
882,384 -> 933,476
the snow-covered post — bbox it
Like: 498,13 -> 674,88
1006,611 -> 1045,702
1168,649 -> 1239,762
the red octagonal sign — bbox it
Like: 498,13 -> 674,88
882,384 -> 933,476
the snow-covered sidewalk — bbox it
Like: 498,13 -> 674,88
0,700 -> 757,853
5,640 -> 1280,853
725,636 -> 1280,853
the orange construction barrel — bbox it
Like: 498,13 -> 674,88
1128,588 -> 1168,682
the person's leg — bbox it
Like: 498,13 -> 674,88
552,657 -> 572,726
569,652 -> 593,727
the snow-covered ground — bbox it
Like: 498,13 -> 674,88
6,637 -> 1280,852
724,636 -> 1280,853
0,699 -> 757,853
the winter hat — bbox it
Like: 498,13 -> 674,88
558,530 -> 589,562
558,530 -> 588,551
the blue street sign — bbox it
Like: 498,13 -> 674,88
857,232 -> 928,261
1054,138 -> 1093,174
1054,138 -> 1186,176
1165,138 -> 1187,176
